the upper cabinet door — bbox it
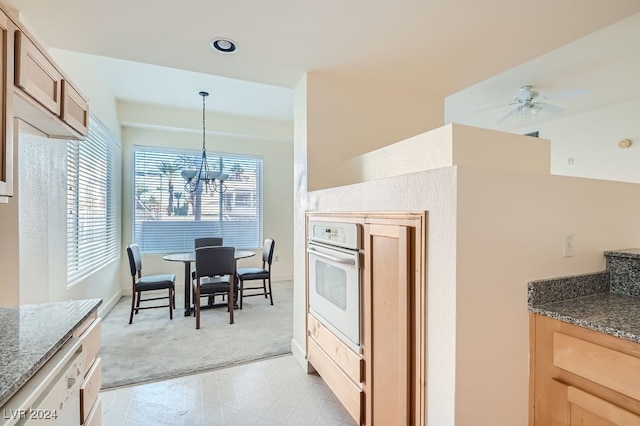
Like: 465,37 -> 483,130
61,80 -> 88,136
14,30 -> 62,116
0,10 -> 14,198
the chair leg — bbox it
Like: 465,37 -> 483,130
134,291 -> 142,315
239,279 -> 243,309
129,291 -> 136,324
268,277 -> 273,305
169,288 -> 174,320
228,279 -> 234,324
195,285 -> 201,329
262,279 -> 268,299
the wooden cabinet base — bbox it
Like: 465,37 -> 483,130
530,314 -> 640,425
307,338 -> 364,424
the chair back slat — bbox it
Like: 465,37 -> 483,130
263,238 -> 275,266
126,244 -> 143,276
194,237 -> 223,249
195,246 -> 236,278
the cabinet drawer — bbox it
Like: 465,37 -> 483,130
80,357 -> 101,424
307,313 -> 363,383
80,318 -> 101,377
553,332 -> 640,401
14,31 -> 62,115
552,380 -> 640,425
308,338 -> 363,424
83,394 -> 101,426
61,80 -> 88,136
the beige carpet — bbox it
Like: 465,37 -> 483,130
99,280 -> 293,389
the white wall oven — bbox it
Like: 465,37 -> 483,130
307,220 -> 362,353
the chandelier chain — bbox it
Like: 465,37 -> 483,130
201,91 -> 207,152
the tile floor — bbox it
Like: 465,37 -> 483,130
100,354 -> 357,425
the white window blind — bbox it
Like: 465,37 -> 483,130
67,116 -> 120,283
133,146 -> 263,254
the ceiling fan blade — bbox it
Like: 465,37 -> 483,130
537,102 -> 565,115
539,88 -> 589,100
496,107 -> 518,124
474,101 -> 517,114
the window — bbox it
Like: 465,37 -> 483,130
133,146 -> 263,254
67,116 -> 121,283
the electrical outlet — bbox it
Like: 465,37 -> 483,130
275,255 -> 280,262
563,233 -> 574,257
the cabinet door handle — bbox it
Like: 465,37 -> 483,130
66,376 -> 76,388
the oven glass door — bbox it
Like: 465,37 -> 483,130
307,243 -> 360,350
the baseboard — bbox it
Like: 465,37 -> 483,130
98,288 -> 122,318
291,337 -> 315,373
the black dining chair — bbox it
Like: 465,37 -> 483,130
193,237 -> 224,305
192,246 -> 236,329
236,238 -> 275,309
126,243 -> 176,324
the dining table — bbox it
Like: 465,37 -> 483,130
163,249 -> 256,316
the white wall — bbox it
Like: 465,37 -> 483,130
305,71 -> 444,191
13,120 -> 123,309
291,75 -> 310,364
344,124 -> 550,183
455,167 -> 640,425
516,97 -> 640,183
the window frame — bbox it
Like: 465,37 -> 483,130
132,145 -> 263,255
66,115 -> 121,284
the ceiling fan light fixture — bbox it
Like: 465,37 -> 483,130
210,37 -> 238,54
517,102 -> 542,118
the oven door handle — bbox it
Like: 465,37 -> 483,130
307,247 -> 357,266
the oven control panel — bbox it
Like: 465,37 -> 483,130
308,220 -> 361,250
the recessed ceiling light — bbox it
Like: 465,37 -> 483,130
210,38 -> 237,54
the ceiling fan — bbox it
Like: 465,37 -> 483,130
484,85 -> 589,124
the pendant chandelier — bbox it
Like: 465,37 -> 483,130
181,91 -> 228,194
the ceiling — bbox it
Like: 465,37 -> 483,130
445,11 -> 640,132
6,0 -> 640,125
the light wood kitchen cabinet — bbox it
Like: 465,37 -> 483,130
307,313 -> 364,422
530,314 -> 640,425
306,212 -> 426,426
363,214 -> 425,426
75,312 -> 102,426
551,380 -> 640,425
14,30 -> 62,116
14,28 -> 88,139
0,8 -> 14,199
61,80 -> 89,136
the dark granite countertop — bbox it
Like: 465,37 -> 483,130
604,248 -> 640,259
0,298 -> 102,407
529,292 -> 640,343
528,249 -> 640,344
